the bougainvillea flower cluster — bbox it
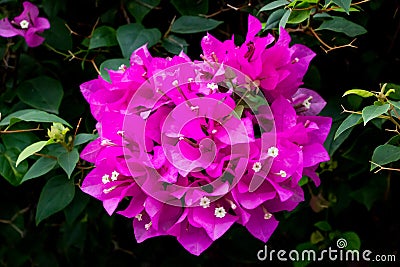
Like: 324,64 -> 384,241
0,1 -> 50,47
80,15 -> 331,255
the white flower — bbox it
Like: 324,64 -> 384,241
252,162 -> 262,173
135,213 -> 143,221
207,82 -> 218,91
278,170 -> 287,178
267,146 -> 279,158
145,221 -> 152,230
103,185 -> 117,194
172,80 -> 179,87
264,212 -> 273,220
117,130 -> 125,136
101,139 -> 116,146
111,170 -> 119,181
200,196 -> 211,208
20,20 -> 29,29
214,207 -> 227,218
302,96 -> 313,110
102,174 -> 110,184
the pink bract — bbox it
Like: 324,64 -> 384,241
80,15 -> 331,255
0,2 -> 50,47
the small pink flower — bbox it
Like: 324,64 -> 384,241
0,2 -> 50,47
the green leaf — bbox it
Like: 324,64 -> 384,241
287,9 -> 311,24
43,0 -> 66,18
314,221 -> 332,232
127,0 -> 161,23
361,103 -> 390,125
0,145 -> 28,186
279,9 -> 291,29
2,131 -> 39,151
99,58 -> 130,82
388,99 -> 400,110
334,114 -> 362,140
16,140 -> 54,167
310,230 -> 324,244
0,109 -> 71,127
116,24 -> 161,58
370,144 -> 400,171
73,133 -> 97,146
316,16 -> 367,37
259,0 -> 288,12
340,232 -> 361,250
89,26 -> 118,49
201,184 -> 213,193
171,0 -> 208,15
350,174 -> 386,210
42,16 -> 72,51
16,76 -> 64,114
21,157 -> 57,183
342,89 -> 375,98
264,9 -> 286,30
171,16 -> 223,34
64,190 -> 90,225
331,0 -> 351,14
384,83 -> 400,100
162,35 -> 188,54
58,148 -> 79,178
36,175 -> 75,225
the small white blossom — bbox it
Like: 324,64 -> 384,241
267,146 -> 279,158
190,105 -> 199,111
302,96 -> 313,109
292,57 -> 299,64
111,170 -> 119,181
214,207 -> 227,218
211,129 -> 217,134
200,196 -> 211,208
103,185 -> 117,194
172,80 -> 179,87
264,212 -> 273,220
145,221 -> 152,230
118,64 -> 127,71
101,139 -> 116,147
20,20 -> 29,29
252,162 -> 262,173
135,213 -> 143,221
207,82 -> 218,91
102,174 -> 110,184
278,170 -> 287,178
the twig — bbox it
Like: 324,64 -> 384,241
309,28 -> 358,53
370,161 -> 400,174
0,125 -> 42,134
0,207 -> 30,238
163,16 -> 176,38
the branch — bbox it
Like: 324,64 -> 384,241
309,28 -> 358,53
370,161 -> 400,174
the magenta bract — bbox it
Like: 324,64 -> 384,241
0,2 -> 50,47
80,15 -> 331,255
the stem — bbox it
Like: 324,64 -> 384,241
44,43 -> 69,58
